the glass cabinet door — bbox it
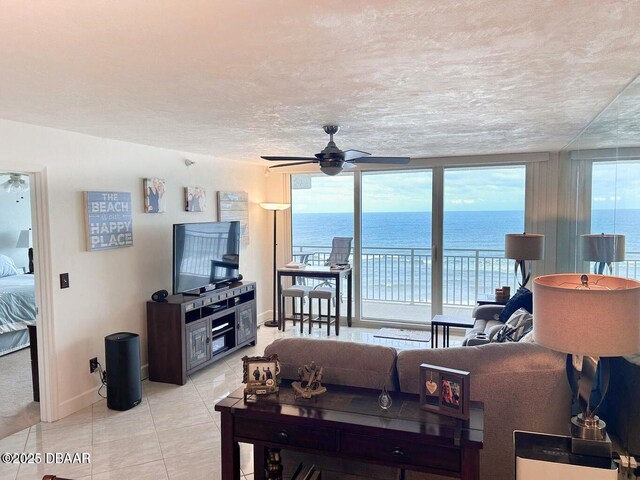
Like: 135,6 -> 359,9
236,302 -> 256,345
186,319 -> 210,370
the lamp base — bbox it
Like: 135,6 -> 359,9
263,320 -> 279,328
570,414 -> 612,457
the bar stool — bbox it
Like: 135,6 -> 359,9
280,285 -> 311,331
308,287 -> 337,336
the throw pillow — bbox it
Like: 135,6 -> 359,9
493,308 -> 533,343
498,287 -> 533,323
0,254 -> 20,277
519,331 -> 536,343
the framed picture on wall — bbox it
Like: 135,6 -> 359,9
419,363 -> 470,420
184,186 -> 207,212
217,191 -> 249,244
84,191 -> 134,251
143,178 -> 166,213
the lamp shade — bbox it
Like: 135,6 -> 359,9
533,274 -> 640,357
581,234 -> 625,263
259,202 -> 290,211
16,229 -> 32,248
505,234 -> 544,260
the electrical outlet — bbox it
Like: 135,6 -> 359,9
89,357 -> 98,374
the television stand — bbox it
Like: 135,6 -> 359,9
147,281 -> 257,385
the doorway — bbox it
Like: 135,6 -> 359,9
0,172 -> 41,438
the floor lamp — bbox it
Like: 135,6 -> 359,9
260,202 -> 290,328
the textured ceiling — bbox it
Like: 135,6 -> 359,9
0,1 -> 639,163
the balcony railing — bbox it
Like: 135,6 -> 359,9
293,244 -> 640,307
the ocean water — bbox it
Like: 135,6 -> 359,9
292,209 -> 639,304
292,209 -> 640,253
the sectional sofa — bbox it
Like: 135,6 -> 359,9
264,337 -> 571,480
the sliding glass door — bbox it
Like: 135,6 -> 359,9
290,164 -> 527,324
443,166 -> 526,316
361,170 -> 432,322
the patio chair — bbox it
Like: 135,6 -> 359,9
324,237 -> 352,266
313,237 -> 353,306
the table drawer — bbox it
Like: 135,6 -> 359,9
341,433 -> 461,472
235,418 -> 337,451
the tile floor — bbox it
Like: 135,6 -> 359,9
0,324 -> 464,480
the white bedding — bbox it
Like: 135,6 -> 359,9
0,274 -> 36,334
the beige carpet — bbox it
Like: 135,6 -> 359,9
0,347 -> 40,439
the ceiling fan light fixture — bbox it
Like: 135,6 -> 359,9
319,165 -> 343,176
1,173 -> 28,193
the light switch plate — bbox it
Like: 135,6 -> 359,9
60,273 -> 70,289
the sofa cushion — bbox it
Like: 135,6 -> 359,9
498,287 -> 532,322
264,338 -> 398,391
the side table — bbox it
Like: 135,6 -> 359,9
476,294 -> 508,306
431,315 -> 476,348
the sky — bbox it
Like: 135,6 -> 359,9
291,161 -> 640,213
292,166 -> 526,213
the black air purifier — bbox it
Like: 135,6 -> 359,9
105,332 -> 142,411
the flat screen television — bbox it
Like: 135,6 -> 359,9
173,221 -> 241,295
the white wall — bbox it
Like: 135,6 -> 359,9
0,118 -> 271,420
0,173 -> 32,269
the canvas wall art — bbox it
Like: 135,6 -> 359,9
144,178 -> 166,213
185,186 -> 207,212
217,191 -> 249,244
84,191 -> 133,251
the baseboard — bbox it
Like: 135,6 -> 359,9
55,364 -> 150,421
258,310 -> 272,326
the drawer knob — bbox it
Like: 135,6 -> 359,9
278,431 -> 289,441
392,447 -> 405,457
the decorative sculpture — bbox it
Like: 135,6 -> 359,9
292,361 -> 327,399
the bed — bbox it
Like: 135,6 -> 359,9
0,255 -> 37,356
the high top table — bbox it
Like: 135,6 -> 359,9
216,383 -> 484,480
277,266 -> 352,334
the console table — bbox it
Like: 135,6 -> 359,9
215,383 -> 483,480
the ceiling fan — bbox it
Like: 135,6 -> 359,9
261,125 -> 411,176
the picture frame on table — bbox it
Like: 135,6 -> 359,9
419,363 -> 470,420
242,354 -> 280,401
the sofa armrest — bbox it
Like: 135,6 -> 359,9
471,304 -> 504,321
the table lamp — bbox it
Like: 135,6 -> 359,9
16,228 -> 33,273
260,202 -> 291,327
581,234 -> 625,275
505,233 -> 544,288
533,273 -> 640,456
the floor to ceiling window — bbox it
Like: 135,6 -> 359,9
443,166 -> 526,315
590,160 -> 640,279
361,170 -> 432,321
290,164 -> 527,325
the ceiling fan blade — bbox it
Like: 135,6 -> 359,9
342,162 -> 357,169
269,161 -> 317,168
352,156 -> 411,164
343,149 -> 371,161
261,156 -> 318,161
